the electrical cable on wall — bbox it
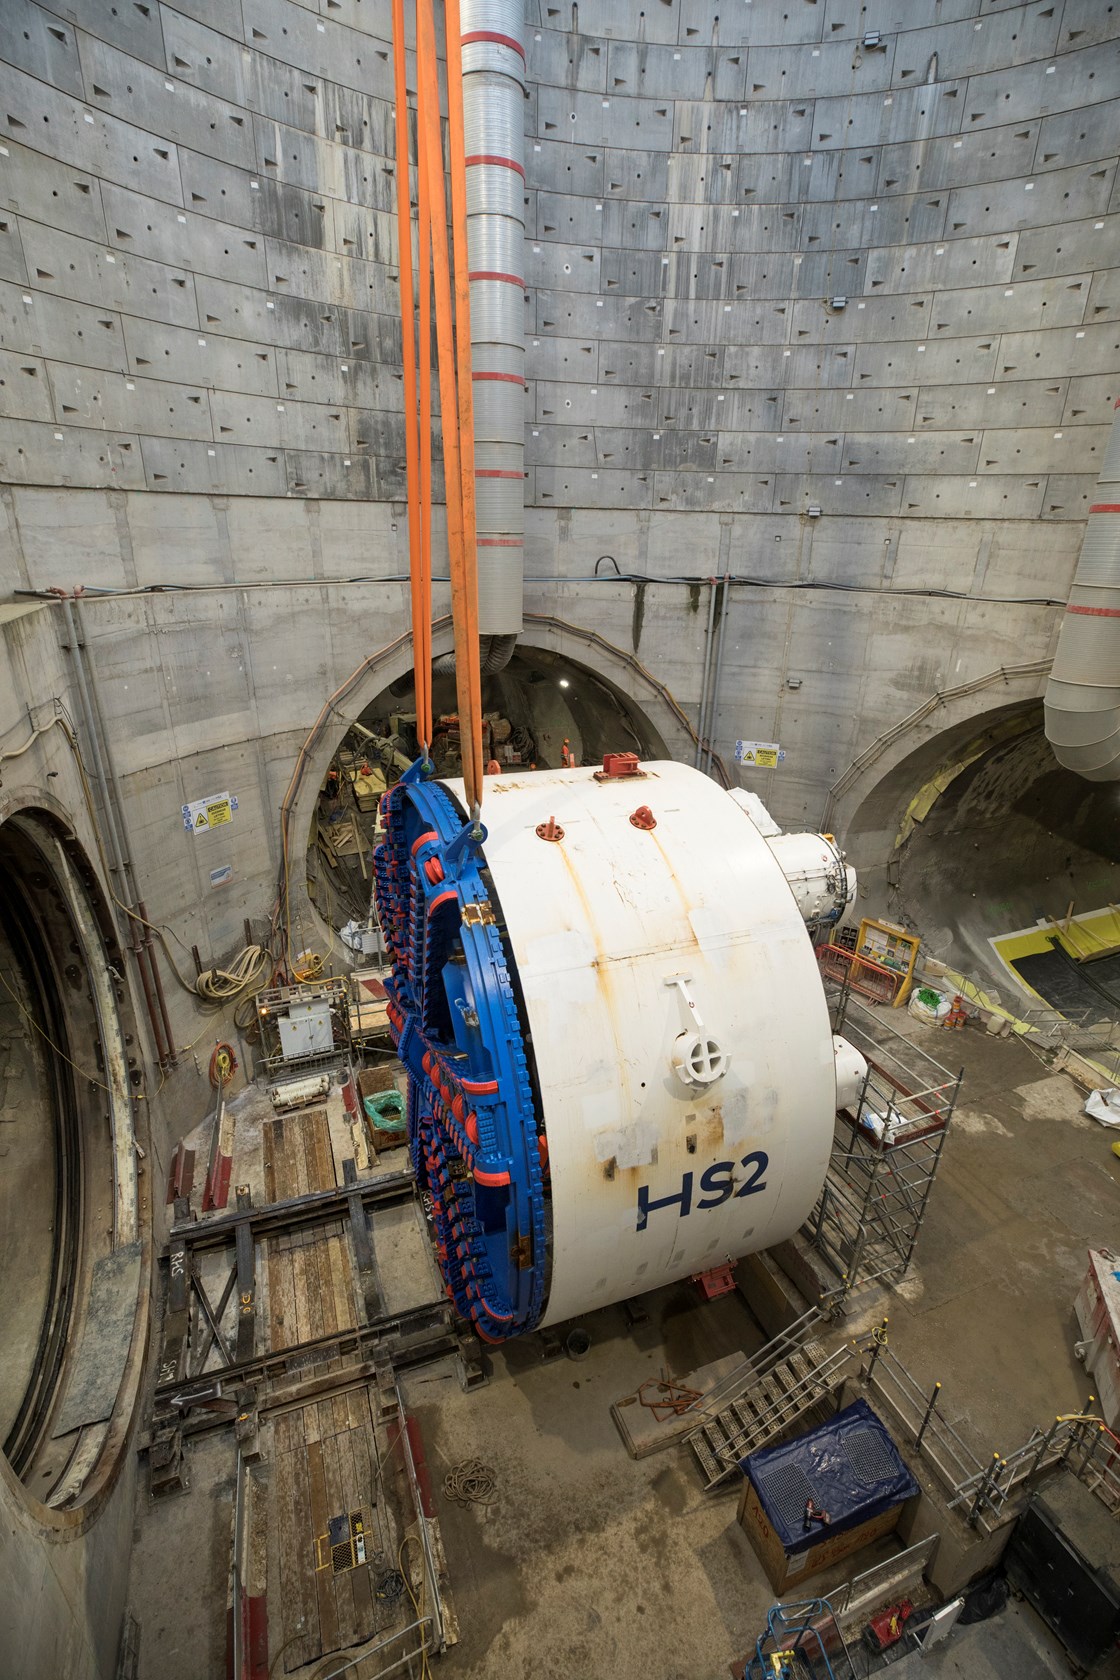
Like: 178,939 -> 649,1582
23,576 -> 1070,607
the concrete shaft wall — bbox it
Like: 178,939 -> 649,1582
0,0 -> 1118,1004
0,10 -> 1118,1669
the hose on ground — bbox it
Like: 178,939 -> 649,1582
442,1457 -> 497,1508
195,943 -> 273,1002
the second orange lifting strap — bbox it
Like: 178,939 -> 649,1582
390,0 -> 430,755
404,0 -> 486,817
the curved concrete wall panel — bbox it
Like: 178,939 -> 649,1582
0,3 -> 1114,515
0,0 -> 1117,923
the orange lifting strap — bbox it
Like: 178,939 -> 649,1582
395,0 -> 486,817
443,0 -> 485,815
390,0 -> 430,755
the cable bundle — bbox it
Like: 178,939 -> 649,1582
194,943 -> 271,1002
443,1458 -> 497,1509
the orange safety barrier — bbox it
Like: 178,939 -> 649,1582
815,942 -> 904,1007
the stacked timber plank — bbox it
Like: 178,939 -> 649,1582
266,1224 -> 357,1354
263,1109 -> 337,1201
271,1392 -> 396,1672
263,1111 -> 358,1353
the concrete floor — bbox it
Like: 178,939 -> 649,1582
125,1014 -> 1120,1680
406,1288 -> 810,1680
399,1014 -> 1120,1680
890,1597 -> 1091,1677
847,1011 -> 1119,1454
128,1433 -> 233,1680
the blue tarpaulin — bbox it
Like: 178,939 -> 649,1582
741,1398 -> 918,1555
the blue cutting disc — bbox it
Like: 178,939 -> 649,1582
372,762 -> 548,1340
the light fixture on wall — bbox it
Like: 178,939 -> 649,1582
807,505 -> 822,519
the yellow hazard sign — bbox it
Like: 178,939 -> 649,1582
735,741 -> 784,769
182,791 -> 239,834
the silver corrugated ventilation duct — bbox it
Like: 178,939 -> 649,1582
461,0 -> 526,660
1044,401 -> 1120,780
432,633 -> 517,678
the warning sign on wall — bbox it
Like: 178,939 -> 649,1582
735,741 -> 785,769
182,791 -> 239,834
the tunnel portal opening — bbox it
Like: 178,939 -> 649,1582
306,644 -> 666,934
0,811 -> 142,1507
868,705 -> 1120,1021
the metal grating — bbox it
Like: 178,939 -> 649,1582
842,1426 -> 900,1486
325,1509 -> 367,1575
757,1461 -> 815,1531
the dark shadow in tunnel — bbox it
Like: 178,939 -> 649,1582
847,702 -> 1120,1001
307,646 -> 667,933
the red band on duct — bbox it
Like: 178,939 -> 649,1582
1067,603 -> 1120,618
461,30 -> 525,59
465,153 -> 525,176
468,270 -> 525,287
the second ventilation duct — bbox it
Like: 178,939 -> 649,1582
1045,401 -> 1120,780
462,0 -> 526,655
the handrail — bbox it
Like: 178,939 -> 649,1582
710,1344 -> 858,1464
684,1306 -> 824,1422
838,994 -> 959,1090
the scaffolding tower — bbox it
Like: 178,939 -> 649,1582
807,978 -> 961,1297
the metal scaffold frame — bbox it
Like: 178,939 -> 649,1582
807,981 -> 961,1297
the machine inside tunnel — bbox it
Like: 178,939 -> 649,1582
308,644 -> 667,934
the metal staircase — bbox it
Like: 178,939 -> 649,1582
685,1313 -> 855,1490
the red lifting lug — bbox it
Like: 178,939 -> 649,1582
629,805 -> 657,831
535,815 -> 565,843
594,750 -> 644,781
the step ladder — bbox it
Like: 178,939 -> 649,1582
686,1336 -> 856,1490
